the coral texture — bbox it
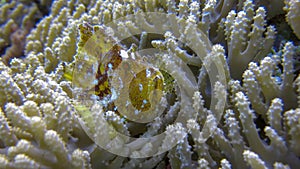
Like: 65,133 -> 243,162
284,0 -> 300,39
0,0 -> 299,169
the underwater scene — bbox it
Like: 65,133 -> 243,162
0,0 -> 300,168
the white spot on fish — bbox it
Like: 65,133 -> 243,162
146,69 -> 151,78
134,109 -> 140,115
120,50 -> 129,59
139,84 -> 143,91
143,99 -> 147,104
108,63 -> 113,69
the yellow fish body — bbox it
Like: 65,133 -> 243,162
64,23 -> 171,116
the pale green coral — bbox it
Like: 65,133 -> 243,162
0,56 -> 91,168
0,1 -> 42,65
284,0 -> 300,39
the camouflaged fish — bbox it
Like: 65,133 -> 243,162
64,22 -> 175,118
